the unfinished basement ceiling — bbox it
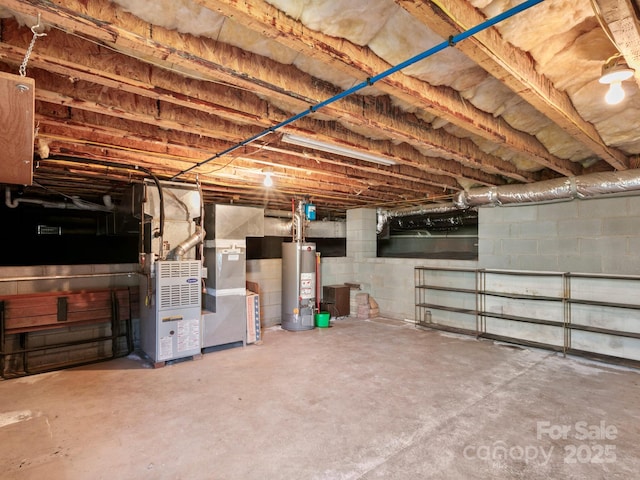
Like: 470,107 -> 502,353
1,0 -> 639,216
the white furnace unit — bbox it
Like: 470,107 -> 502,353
140,260 -> 202,364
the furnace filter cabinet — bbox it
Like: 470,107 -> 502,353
281,241 -> 316,331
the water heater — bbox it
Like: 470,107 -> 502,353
281,241 -> 316,331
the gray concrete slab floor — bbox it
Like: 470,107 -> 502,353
1,317 -> 639,479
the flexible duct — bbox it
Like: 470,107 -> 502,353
376,169 -> 640,234
455,170 -> 640,208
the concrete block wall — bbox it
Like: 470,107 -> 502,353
347,208 -> 377,260
245,256 -> 357,326
240,209 -> 480,327
333,209 -> 478,321
479,196 -> 640,274
244,204 -> 639,363
246,259 -> 282,328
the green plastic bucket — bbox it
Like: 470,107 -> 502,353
315,311 -> 330,328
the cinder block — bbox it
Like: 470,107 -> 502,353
347,207 -> 375,219
479,254 -> 515,269
478,238 -> 498,256
580,237 -> 628,255
478,206 -> 503,224
0,265 -> 45,278
627,195 -> 640,212
539,238 -> 579,255
500,205 -> 537,222
0,283 -> 18,296
356,293 -> 369,305
601,255 -> 640,275
501,239 -> 538,255
578,197 -> 629,218
262,305 -> 281,324
557,255 -> 602,274
627,237 -> 640,254
536,201 -> 578,220
602,217 -> 640,236
516,255 -> 559,272
347,229 -> 373,242
558,218 -> 602,237
263,291 -> 281,308
478,222 -> 518,239
518,221 -> 558,238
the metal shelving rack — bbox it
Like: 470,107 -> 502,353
565,272 -> 640,362
415,266 -> 640,367
477,269 -> 567,353
414,266 -> 477,336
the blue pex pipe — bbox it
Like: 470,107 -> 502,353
172,0 -> 545,179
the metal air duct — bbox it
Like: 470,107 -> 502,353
455,169 -> 640,208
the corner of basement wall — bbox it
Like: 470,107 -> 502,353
340,207 -> 479,322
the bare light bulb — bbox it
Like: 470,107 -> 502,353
605,81 -> 625,105
263,172 -> 273,187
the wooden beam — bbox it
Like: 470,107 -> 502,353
35,115 -> 450,199
395,0 -> 629,170
1,1 -> 540,183
39,143 -> 410,208
596,0 -> 640,88
194,0 -> 580,175
15,61 -> 509,188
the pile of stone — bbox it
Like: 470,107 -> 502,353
356,293 -> 380,319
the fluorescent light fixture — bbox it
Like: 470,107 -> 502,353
282,133 -> 397,166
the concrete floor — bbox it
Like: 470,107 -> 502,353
1,316 -> 639,480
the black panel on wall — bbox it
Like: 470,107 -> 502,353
0,203 -> 139,266
377,210 -> 478,260
247,237 -> 346,259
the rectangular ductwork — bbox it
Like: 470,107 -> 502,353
202,205 -> 264,349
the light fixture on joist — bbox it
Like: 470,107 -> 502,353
282,134 -> 397,166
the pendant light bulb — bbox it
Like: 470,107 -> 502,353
605,81 -> 625,105
263,172 -> 273,187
